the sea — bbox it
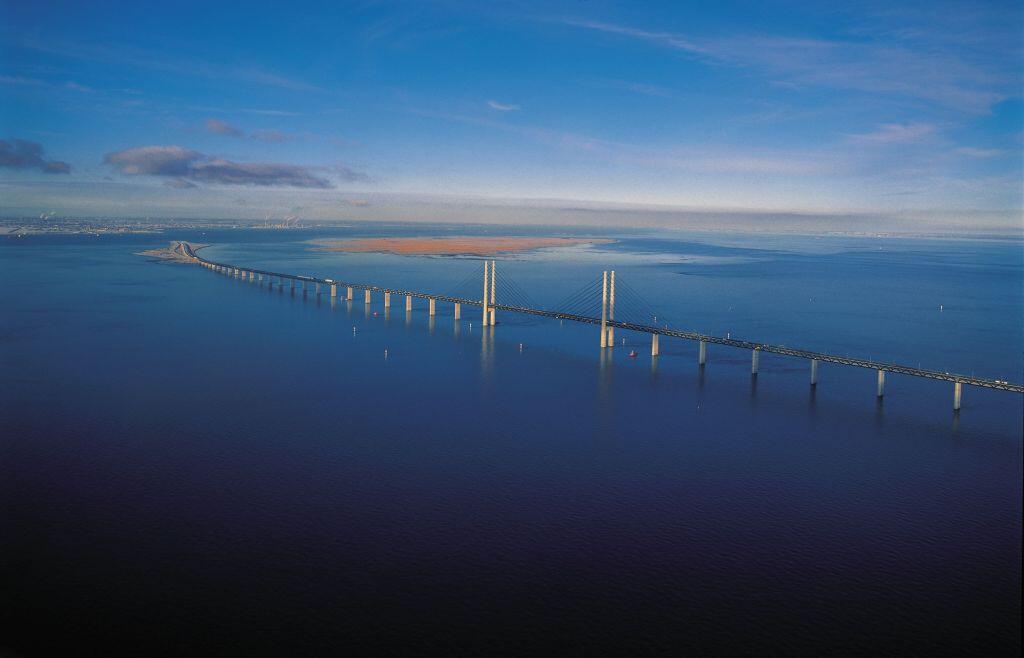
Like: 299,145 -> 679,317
1,224 -> 1021,655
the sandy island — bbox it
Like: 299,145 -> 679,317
311,236 -> 613,256
137,241 -> 207,262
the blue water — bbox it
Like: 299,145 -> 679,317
1,227 -> 1021,655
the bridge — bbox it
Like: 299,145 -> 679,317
174,241 -> 1024,411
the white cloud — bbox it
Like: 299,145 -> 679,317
560,18 -> 1015,114
487,100 -> 520,112
954,146 -> 1004,158
848,123 -> 937,144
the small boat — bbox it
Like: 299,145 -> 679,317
629,350 -> 638,358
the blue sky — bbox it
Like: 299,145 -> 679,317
1,0 -> 1021,231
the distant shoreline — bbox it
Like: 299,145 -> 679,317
309,236 -> 615,256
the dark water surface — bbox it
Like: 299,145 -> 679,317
2,227 -> 1021,655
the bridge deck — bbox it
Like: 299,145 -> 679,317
179,242 -> 1024,395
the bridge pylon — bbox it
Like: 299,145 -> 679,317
600,270 -> 608,348
482,260 -> 490,326
489,260 -> 496,326
607,270 -> 615,346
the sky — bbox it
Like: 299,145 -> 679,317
1,0 -> 1022,232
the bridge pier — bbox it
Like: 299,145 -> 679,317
406,294 -> 412,312
384,292 -> 391,308
651,333 -> 659,357
953,381 -> 962,411
454,302 -> 461,320
699,340 -> 707,365
751,349 -> 760,374
877,370 -> 886,398
249,271 -> 254,281
429,298 -> 436,316
315,283 -> 321,295
364,289 -> 371,304
810,359 -> 818,385
331,284 -> 337,298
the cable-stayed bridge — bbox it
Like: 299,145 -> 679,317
175,241 -> 1024,411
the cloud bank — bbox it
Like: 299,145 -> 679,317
204,119 -> 296,142
103,145 -> 338,188
0,138 -> 71,173
204,118 -> 243,137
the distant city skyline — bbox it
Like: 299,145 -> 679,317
1,1 -> 1021,231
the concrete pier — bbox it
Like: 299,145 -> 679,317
454,302 -> 461,320
384,292 -> 391,308
810,358 -> 819,385
406,295 -> 412,312
600,270 -> 608,348
699,340 -> 707,365
347,286 -> 353,301
877,370 -> 886,397
364,289 -> 371,304
429,298 -> 436,316
954,381 -> 962,411
751,349 -> 760,374
331,284 -> 337,298
651,333 -> 659,357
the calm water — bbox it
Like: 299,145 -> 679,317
1,226 -> 1021,655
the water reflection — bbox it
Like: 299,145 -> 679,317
479,326 -> 494,384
